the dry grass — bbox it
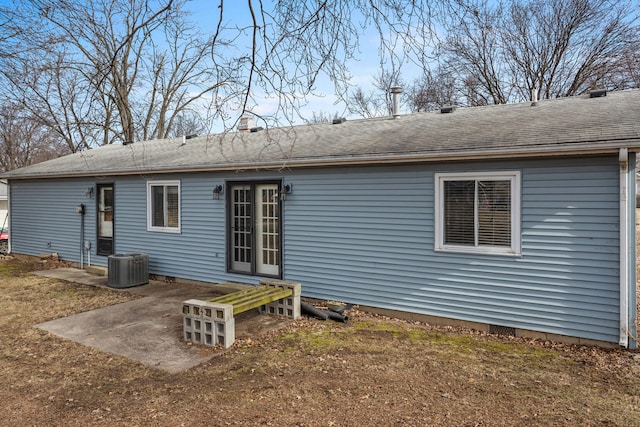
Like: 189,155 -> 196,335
0,258 -> 639,426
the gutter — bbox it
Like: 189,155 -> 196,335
619,148 -> 629,347
3,140 -> 640,181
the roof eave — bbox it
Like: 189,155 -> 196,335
4,139 -> 640,180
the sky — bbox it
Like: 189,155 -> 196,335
185,0 -> 401,125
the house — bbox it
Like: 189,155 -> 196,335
3,89 -> 638,349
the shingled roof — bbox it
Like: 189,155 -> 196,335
4,89 -> 640,179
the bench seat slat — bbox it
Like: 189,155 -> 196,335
214,287 -> 288,307
208,285 -> 292,315
210,285 -> 269,304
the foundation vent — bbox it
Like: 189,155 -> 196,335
489,324 -> 517,337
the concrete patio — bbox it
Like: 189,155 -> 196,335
33,268 -> 292,373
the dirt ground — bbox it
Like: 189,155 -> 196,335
0,257 -> 639,426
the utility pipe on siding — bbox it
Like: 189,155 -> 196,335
619,148 -> 629,348
78,203 -> 85,270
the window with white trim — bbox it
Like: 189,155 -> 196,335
435,171 -> 520,255
147,181 -> 180,232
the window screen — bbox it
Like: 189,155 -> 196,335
437,172 -> 519,255
147,181 -> 180,232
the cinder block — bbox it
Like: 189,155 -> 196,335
204,332 -> 215,346
259,279 -> 302,297
262,295 -> 301,319
289,295 -> 301,319
192,319 -> 202,332
183,329 -> 193,342
182,299 -> 205,318
215,318 -> 235,349
183,316 -> 193,331
258,280 -> 301,320
198,320 -> 217,346
204,320 -> 214,334
201,301 -> 233,322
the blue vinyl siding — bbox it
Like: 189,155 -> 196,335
282,158 -> 621,344
7,156 -> 625,344
10,179 -> 97,261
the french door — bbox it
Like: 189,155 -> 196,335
229,182 -> 281,277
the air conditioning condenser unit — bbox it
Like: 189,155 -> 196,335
107,253 -> 149,288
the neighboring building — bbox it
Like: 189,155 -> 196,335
2,89 -> 638,349
0,182 -> 8,253
0,182 -> 7,230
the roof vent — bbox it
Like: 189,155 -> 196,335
123,140 -> 134,145
390,86 -> 403,119
589,88 -> 607,98
180,134 -> 198,146
332,117 -> 346,124
440,105 -> 455,114
250,126 -> 264,133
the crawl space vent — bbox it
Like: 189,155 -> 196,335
489,324 -> 517,337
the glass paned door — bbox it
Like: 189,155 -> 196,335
229,183 -> 281,277
255,184 -> 279,276
230,185 -> 252,273
97,184 -> 114,255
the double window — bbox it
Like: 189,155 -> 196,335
435,172 -> 520,255
147,180 -> 180,232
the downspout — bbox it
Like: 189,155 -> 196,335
6,180 -> 10,255
619,148 -> 629,347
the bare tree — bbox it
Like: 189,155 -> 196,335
2,0 -> 221,150
348,87 -> 385,118
440,1 -> 508,105
214,1 -> 440,124
406,69 -> 458,112
134,9 -> 223,141
0,103 -> 69,172
305,111 -> 341,124
347,67 -> 405,118
440,0 -> 640,105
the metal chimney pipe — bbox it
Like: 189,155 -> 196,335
390,86 -> 403,118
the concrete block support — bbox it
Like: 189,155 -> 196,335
215,318 -> 235,349
201,301 -> 233,322
259,280 -> 301,319
182,299 -> 204,318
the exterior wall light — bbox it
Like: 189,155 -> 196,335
212,184 -> 224,200
85,187 -> 94,198
280,184 -> 293,201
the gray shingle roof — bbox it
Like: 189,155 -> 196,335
4,89 -> 640,179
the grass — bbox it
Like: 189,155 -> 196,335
0,257 -> 638,426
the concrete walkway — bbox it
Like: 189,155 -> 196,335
33,268 -> 291,373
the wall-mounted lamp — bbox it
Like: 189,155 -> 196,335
212,184 -> 224,200
280,183 -> 293,201
85,187 -> 94,199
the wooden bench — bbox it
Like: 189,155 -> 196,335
182,279 -> 301,349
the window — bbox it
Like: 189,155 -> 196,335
435,171 -> 520,255
147,181 -> 180,232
